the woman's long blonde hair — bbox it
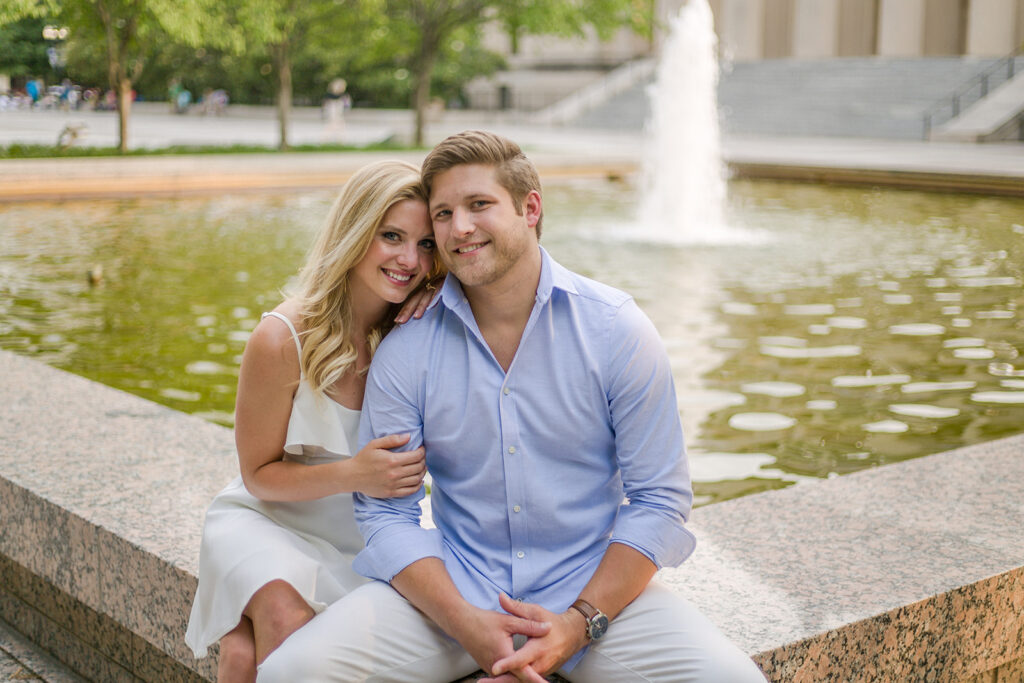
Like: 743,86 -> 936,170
293,160 -> 436,396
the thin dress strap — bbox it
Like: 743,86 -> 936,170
261,311 -> 305,379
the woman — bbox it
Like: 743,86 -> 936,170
185,160 -> 442,682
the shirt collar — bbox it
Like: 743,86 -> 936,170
430,272 -> 463,312
535,245 -> 578,304
429,245 -> 579,314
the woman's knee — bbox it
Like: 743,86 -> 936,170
246,581 -> 314,632
248,580 -> 311,615
243,580 -> 316,664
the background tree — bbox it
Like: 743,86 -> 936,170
384,0 -> 654,146
221,0 -> 361,150
2,0 -> 223,152
0,16 -> 54,84
0,0 -> 51,24
67,0 -> 224,151
4,0 -> 652,151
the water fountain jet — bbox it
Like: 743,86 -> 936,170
636,0 -> 757,245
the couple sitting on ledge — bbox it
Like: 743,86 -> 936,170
184,130 -> 766,683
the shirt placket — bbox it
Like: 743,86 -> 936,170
499,369 -> 530,600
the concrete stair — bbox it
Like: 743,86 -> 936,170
932,69 -> 1024,142
573,57 -> 1023,140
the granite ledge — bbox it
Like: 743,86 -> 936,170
2,349 -> 1023,682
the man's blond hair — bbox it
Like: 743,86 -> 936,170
421,130 -> 544,238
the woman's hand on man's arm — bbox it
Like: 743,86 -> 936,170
347,433 -> 426,498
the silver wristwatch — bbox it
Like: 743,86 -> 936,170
570,599 -> 609,641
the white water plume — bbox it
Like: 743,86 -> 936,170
637,0 -> 752,245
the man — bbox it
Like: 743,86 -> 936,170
258,131 -> 764,681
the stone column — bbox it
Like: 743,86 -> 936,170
763,0 -> 795,57
1019,0 -> 1024,47
878,0 -> 926,55
792,0 -> 840,57
924,0 -> 966,55
837,0 -> 878,56
719,0 -> 766,61
966,0 -> 1019,55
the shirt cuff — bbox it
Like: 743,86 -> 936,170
610,505 -> 697,569
352,525 -> 446,582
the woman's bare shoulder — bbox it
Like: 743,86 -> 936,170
244,300 -> 303,372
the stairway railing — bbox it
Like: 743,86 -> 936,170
922,47 -> 1023,139
531,58 -> 655,125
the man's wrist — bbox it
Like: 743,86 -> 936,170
562,607 -> 591,651
440,598 -> 480,640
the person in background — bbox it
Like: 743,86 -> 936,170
25,77 -> 40,106
323,78 -> 352,140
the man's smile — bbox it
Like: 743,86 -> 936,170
454,242 -> 488,255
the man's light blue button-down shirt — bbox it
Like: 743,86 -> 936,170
353,247 -> 695,667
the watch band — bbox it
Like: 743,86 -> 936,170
570,598 -> 610,641
570,599 -> 599,622
571,598 -> 611,641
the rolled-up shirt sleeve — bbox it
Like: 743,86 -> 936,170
352,329 -> 445,582
605,299 -> 697,568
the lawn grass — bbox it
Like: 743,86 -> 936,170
0,139 -> 416,159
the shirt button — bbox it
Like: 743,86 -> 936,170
503,387 -> 510,396
508,446 -> 516,454
513,505 -> 521,513
517,551 -> 525,559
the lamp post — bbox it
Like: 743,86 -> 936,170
42,25 -> 69,76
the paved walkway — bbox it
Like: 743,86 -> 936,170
0,103 -> 1022,200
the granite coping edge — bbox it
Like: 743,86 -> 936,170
660,428 -> 1024,658
750,566 -> 1024,681
3,349 -> 1024,680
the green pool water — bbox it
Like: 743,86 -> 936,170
2,179 -> 1022,505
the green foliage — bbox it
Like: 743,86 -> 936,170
495,0 -> 653,41
0,16 -> 52,79
431,28 -> 505,107
3,0 -> 649,113
88,0 -> 505,108
0,0 -> 56,25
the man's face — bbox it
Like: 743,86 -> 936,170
428,163 -> 540,289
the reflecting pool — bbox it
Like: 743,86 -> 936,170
2,179 -> 1022,505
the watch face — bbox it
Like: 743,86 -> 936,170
589,614 -> 609,640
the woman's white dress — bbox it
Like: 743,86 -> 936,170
185,312 -> 369,658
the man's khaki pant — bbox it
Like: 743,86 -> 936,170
256,579 -> 765,682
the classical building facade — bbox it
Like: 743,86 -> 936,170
465,0 -> 1023,110
700,0 -> 1024,61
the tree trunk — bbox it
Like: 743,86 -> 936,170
412,40 -> 437,147
274,43 -> 292,151
117,77 -> 132,153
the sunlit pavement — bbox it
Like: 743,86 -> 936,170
0,103 -> 1022,201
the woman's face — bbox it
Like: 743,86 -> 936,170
350,199 -> 435,305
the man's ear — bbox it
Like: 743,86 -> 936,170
523,190 -> 542,229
